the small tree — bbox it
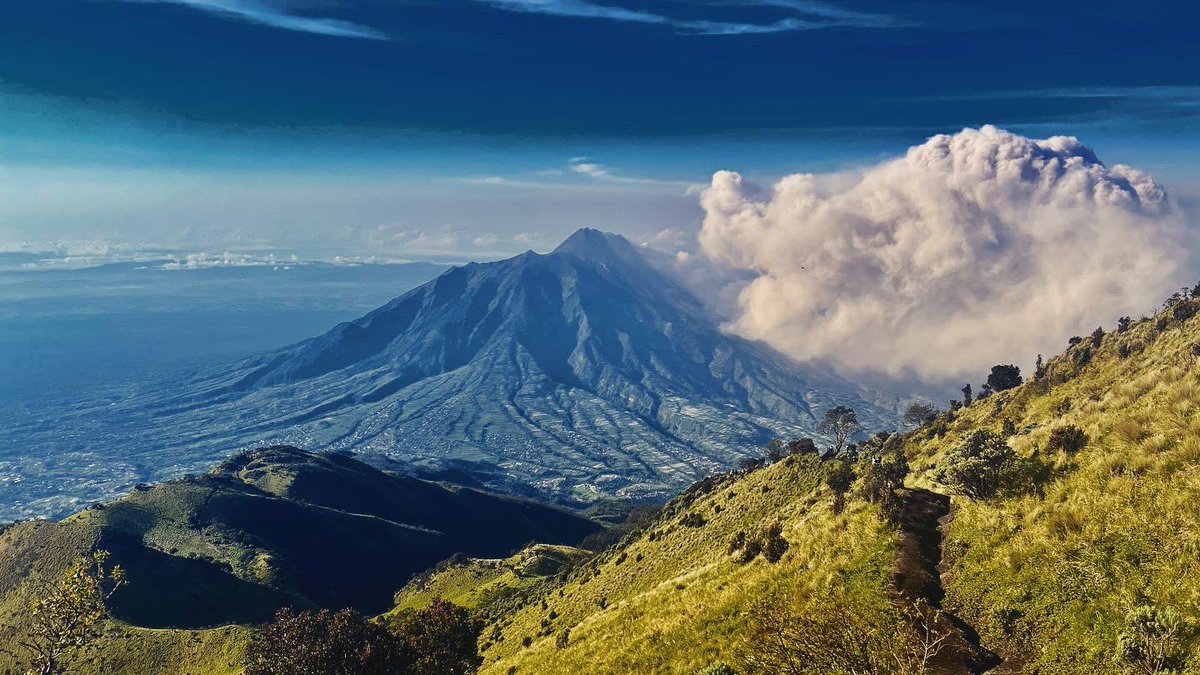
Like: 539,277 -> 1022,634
859,451 -> 909,523
1035,354 -> 1046,379
931,430 -> 1015,500
764,439 -> 786,464
786,437 -> 819,456
961,383 -> 973,406
902,402 -> 938,429
244,608 -> 404,675
388,600 -> 484,675
1047,425 -> 1088,454
986,364 -> 1022,392
739,457 -> 765,473
1116,605 -> 1194,675
825,461 -> 855,514
3,550 -> 125,675
1117,316 -> 1133,333
819,406 -> 862,455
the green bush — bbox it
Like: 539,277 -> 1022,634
1047,425 -> 1088,454
825,461 -> 855,514
244,608 -> 403,675
930,430 -> 1015,500
1115,605 -> 1195,674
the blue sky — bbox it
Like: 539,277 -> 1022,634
2,0 -> 1199,259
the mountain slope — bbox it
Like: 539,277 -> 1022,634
386,292 -> 1200,674
10,229 -> 901,517
424,454 -> 907,674
900,296 -> 1200,673
0,447 -> 598,633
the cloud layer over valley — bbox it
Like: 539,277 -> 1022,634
699,126 -> 1194,383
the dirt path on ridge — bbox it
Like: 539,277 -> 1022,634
891,488 -> 1003,674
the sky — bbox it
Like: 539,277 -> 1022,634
2,0 -> 1200,261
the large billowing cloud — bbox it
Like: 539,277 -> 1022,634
699,125 -> 1194,383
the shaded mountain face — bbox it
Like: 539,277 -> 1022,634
3,229 -> 904,516
0,446 -> 599,629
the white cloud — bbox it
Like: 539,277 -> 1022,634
699,125 -> 1195,383
567,157 -> 703,191
568,159 -> 613,179
121,0 -> 387,39
475,0 -> 904,35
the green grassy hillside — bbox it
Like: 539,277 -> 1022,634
901,296 -> 1200,673
390,544 -> 593,623
394,455 -> 908,674
0,446 -> 598,674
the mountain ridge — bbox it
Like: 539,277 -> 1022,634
0,229 -> 906,519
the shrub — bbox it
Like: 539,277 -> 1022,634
739,457 -> 766,473
244,608 -> 404,675
758,520 -> 789,563
680,512 -> 707,528
1073,346 -> 1093,367
786,437 -> 819,456
1117,316 -> 1132,332
729,521 -> 788,564
986,364 -> 1023,392
1115,605 -> 1195,674
728,530 -> 747,553
2,550 -> 125,675
764,439 -> 786,463
1047,425 -> 1088,454
825,461 -> 855,514
857,451 -> 908,524
902,402 -> 939,428
387,600 -> 484,675
1173,301 -> 1197,323
930,430 -> 1015,500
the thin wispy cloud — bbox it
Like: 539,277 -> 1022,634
475,0 -> 905,35
455,158 -> 702,192
123,0 -> 388,39
568,157 -> 702,189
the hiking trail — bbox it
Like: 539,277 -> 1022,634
891,488 -> 1004,674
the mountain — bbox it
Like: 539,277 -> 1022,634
1,229 -> 905,519
55,228 -> 898,511
0,446 -> 598,632
8,287 -> 1200,674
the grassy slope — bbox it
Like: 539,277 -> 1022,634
904,307 -> 1200,673
470,455 -> 900,674
0,519 -> 250,675
390,544 -> 593,618
0,447 -> 599,675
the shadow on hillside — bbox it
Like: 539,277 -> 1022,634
104,535 -> 293,629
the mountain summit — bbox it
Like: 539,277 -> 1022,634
12,230 -> 903,511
